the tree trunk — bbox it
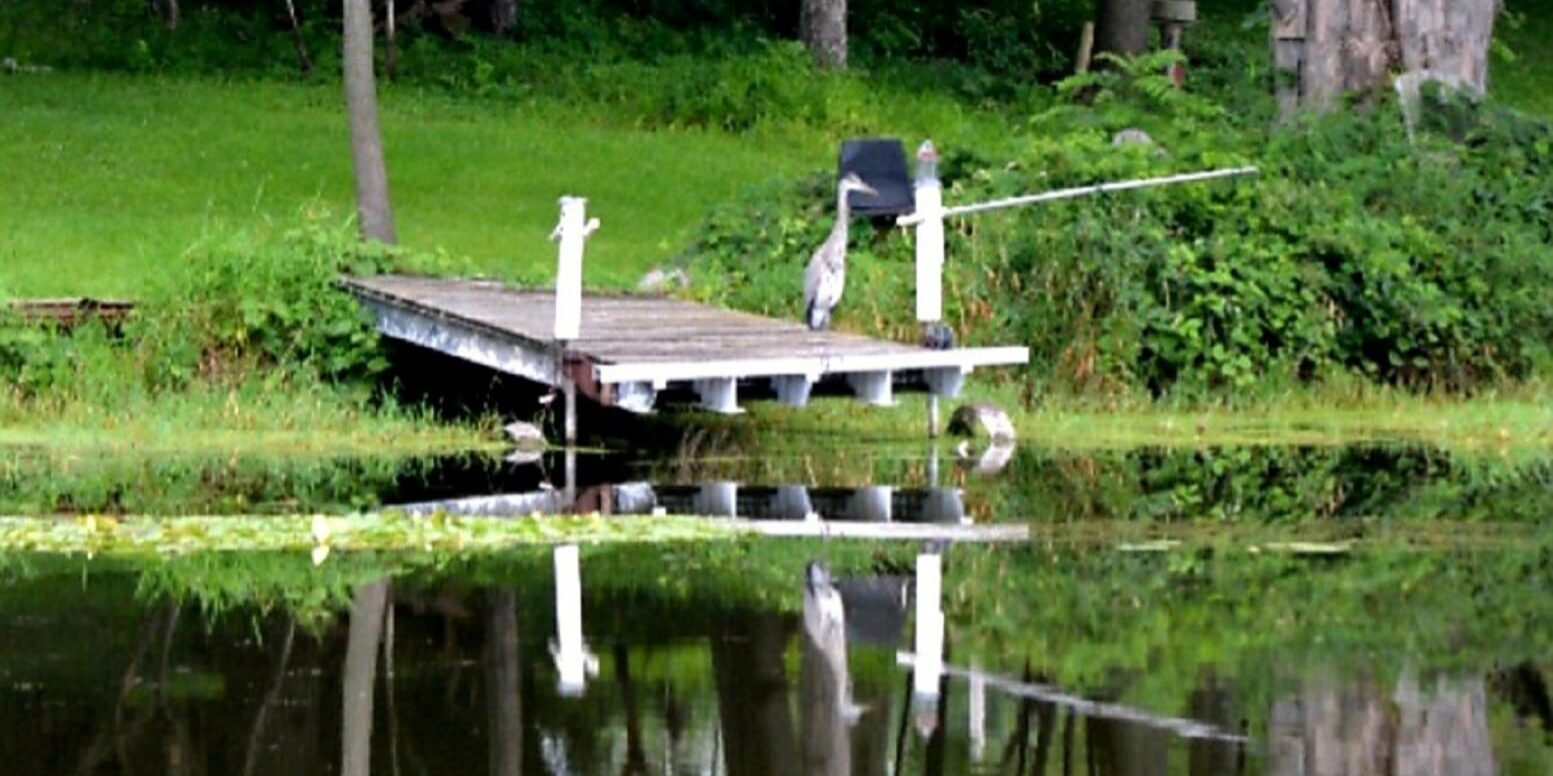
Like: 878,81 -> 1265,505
342,580 -> 389,776
800,0 -> 847,69
491,0 -> 519,37
1269,0 -> 1499,120
282,0 -> 314,75
484,589 -> 522,776
1093,0 -> 1152,58
1393,0 -> 1498,91
343,0 -> 398,243
150,0 -> 180,30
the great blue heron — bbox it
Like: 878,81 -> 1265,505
804,172 -> 878,330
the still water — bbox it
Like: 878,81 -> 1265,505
0,442 -> 1549,774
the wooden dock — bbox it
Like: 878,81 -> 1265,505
344,275 -> 1028,416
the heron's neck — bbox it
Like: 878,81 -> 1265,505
830,192 -> 850,247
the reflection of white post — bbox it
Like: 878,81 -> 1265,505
969,660 -> 986,760
913,552 -> 944,699
552,544 -> 595,696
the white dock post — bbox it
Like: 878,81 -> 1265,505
914,141 -> 945,438
551,543 -> 594,696
913,141 -> 944,328
913,552 -> 945,700
551,196 -> 599,446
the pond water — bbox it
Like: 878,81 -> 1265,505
0,441 -> 1549,773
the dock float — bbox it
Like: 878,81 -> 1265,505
343,274 -> 1029,418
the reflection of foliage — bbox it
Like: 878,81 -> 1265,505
1,540 -> 912,633
985,444 -> 1553,523
948,541 -> 1553,720
0,452 -> 415,515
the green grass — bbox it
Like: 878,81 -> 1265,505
1501,0 -> 1553,116
0,378 -> 495,456
0,73 -> 831,297
707,381 -> 1553,451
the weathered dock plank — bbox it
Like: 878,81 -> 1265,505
344,274 -> 1029,415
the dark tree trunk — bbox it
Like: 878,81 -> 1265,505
342,580 -> 389,776
1270,0 -> 1499,120
711,615 -> 799,776
1092,0 -> 1151,58
281,0 -> 314,75
484,589 -> 522,776
491,0 -> 519,37
150,0 -> 179,30
343,0 -> 398,243
800,0 -> 847,68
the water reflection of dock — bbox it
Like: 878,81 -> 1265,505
397,482 -> 965,522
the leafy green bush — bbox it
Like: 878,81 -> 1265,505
681,71 -> 1553,400
135,220 -> 398,388
0,217 -> 444,411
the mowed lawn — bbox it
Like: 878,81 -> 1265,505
1,73 -> 826,297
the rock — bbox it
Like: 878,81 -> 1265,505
637,266 -> 690,294
1111,128 -> 1155,148
502,420 -> 547,459
947,402 -> 1016,443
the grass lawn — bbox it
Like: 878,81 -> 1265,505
1501,0 -> 1553,116
0,73 -> 831,298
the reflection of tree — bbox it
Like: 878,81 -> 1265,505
1085,713 -> 1167,776
1002,667 -> 1058,776
243,619 -> 297,776
1188,674 -> 1243,776
711,615 -> 798,776
484,588 -> 521,776
1268,672 -> 1497,776
343,580 -> 390,776
613,643 -> 650,775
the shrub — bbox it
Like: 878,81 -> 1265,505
681,81 -> 1553,400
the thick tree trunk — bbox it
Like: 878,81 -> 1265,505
1270,0 -> 1499,120
800,0 -> 847,69
343,0 -> 398,243
491,0 -> 519,37
1393,0 -> 1498,92
1093,0 -> 1152,58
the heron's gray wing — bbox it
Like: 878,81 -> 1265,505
803,248 -> 825,308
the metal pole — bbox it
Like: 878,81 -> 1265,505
562,376 -> 577,446
927,395 -> 940,438
895,166 -> 1259,226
